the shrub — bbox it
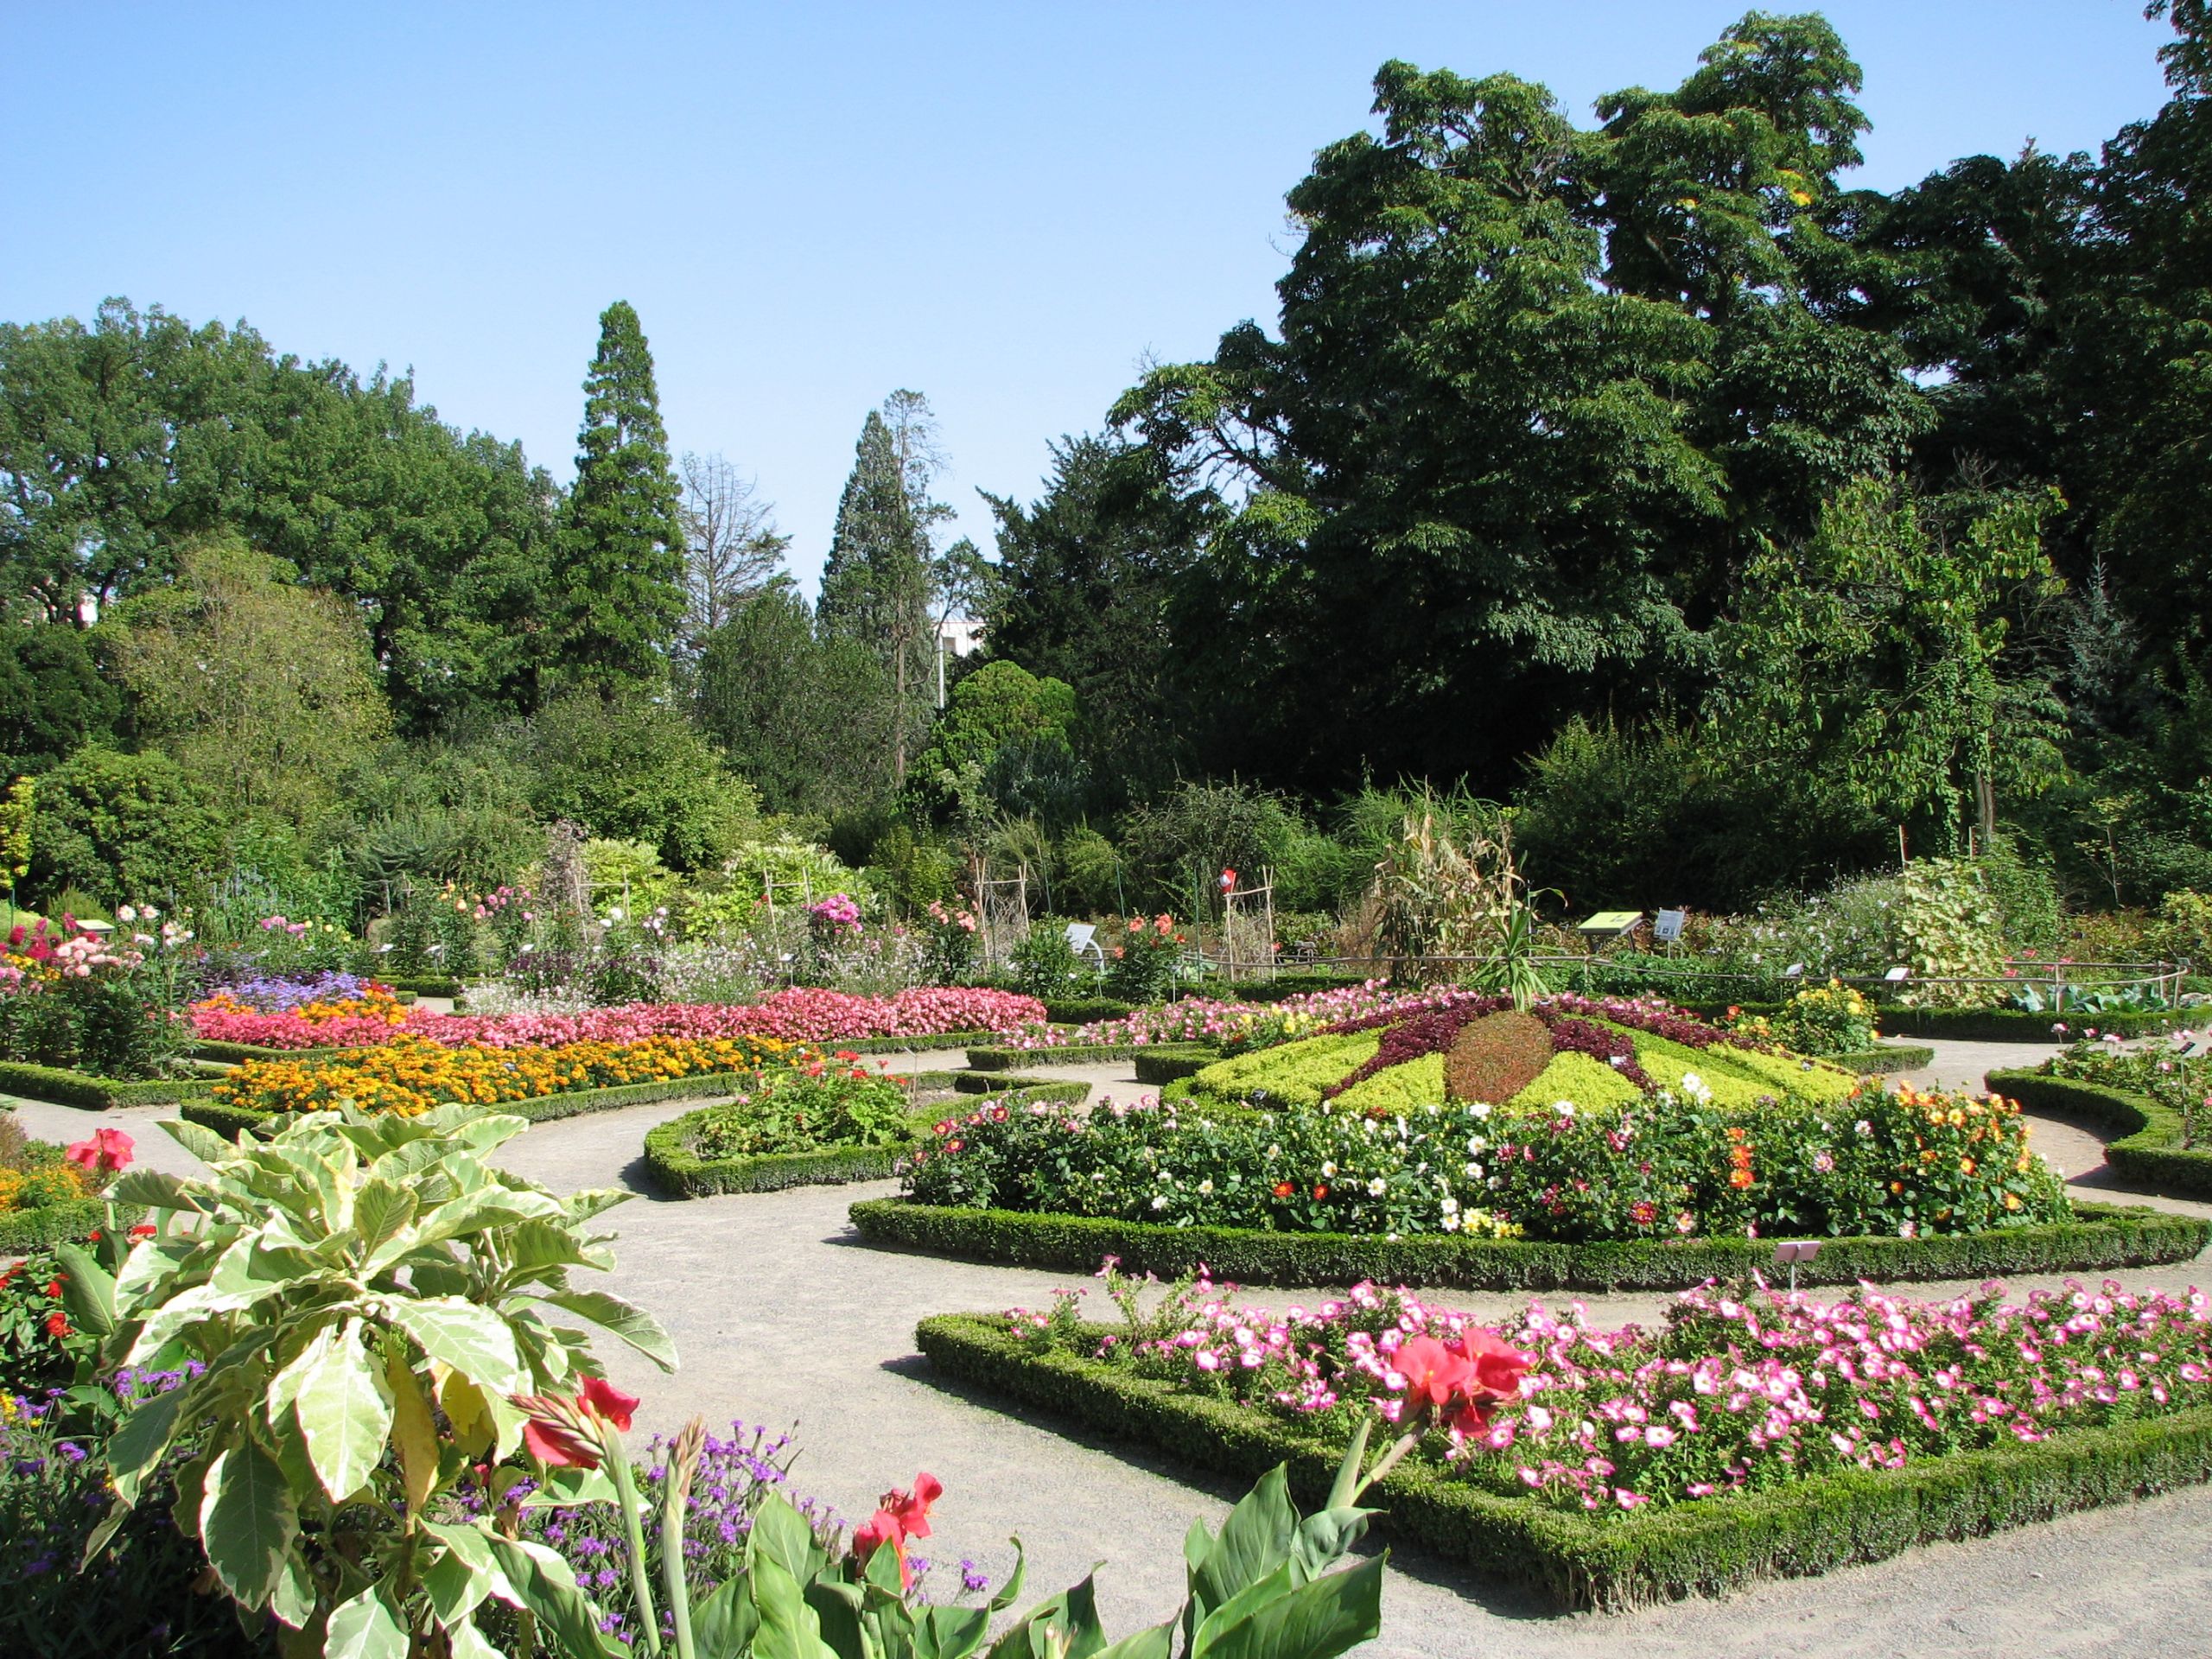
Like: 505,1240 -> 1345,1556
684,1065 -> 914,1160
22,747 -> 224,910
2150,889 -> 2212,968
1007,918 -> 1087,998
1724,978 -> 1878,1055
1103,912 -> 1185,1003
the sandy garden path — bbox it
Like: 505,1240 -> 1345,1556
9,1034 -> 2212,1657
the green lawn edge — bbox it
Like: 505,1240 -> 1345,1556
1989,1068 -> 2212,1200
849,1198 -> 2206,1291
914,1312 -> 2212,1611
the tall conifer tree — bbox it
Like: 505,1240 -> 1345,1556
555,300 -> 686,690
819,405 -> 938,785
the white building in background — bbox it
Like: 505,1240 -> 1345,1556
937,617 -> 985,705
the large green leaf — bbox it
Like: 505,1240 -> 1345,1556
749,1494 -> 826,1583
162,1116 -> 240,1166
104,1379 -> 188,1503
52,1241 -> 116,1337
294,1320 -> 395,1501
1091,1624 -> 1176,1659
1189,1555 -> 1383,1659
535,1288 -> 677,1371
691,1570 -> 761,1658
422,1522 -> 503,1625
107,1169 -> 208,1212
383,1295 -> 524,1394
325,1585 -> 408,1659
351,1176 -> 418,1269
484,1534 -> 626,1659
752,1555 -> 833,1659
1192,1465 -> 1296,1615
200,1439 -> 299,1610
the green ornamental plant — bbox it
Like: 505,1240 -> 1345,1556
62,1104 -> 676,1657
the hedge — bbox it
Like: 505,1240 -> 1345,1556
950,1075 -> 1090,1102
916,1313 -> 2212,1611
379,976 -> 466,997
0,1062 -> 224,1110
1827,1043 -> 1935,1075
1989,1067 -> 2212,1200
1044,998 -> 1135,1025
964,1043 -> 1135,1071
179,1068 -> 754,1140
645,1082 -> 1094,1198
849,1197 -> 2207,1292
0,1195 -> 109,1253
189,1039 -> 345,1065
842,1031 -> 1007,1055
1681,1001 -> 2191,1042
1199,974 -> 1372,1004
1133,1048 -> 1222,1085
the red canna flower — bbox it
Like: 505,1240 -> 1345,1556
65,1128 -> 135,1175
45,1311 -> 69,1338
578,1375 -> 639,1431
522,1414 -> 601,1470
883,1471 -> 940,1539
1393,1336 -> 1472,1410
515,1376 -> 641,1471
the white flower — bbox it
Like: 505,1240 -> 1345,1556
1320,1160 -> 1337,1178
1464,1160 -> 1484,1179
1553,1101 -> 1576,1117
1197,1179 -> 1215,1195
1440,1195 -> 1459,1214
1679,1072 -> 1713,1104
1468,1103 -> 1492,1119
1367,1177 -> 1387,1198
607,907 -> 625,923
116,905 -> 137,923
141,905 -> 158,920
1150,1194 -> 1169,1211
1439,1211 -> 1461,1232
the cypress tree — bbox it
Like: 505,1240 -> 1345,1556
555,300 -> 687,690
819,409 -> 936,785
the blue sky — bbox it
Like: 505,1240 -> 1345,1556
1,3 -> 2177,591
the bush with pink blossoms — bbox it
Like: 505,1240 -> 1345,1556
1012,1271 -> 2212,1517
1001,980 -> 1455,1053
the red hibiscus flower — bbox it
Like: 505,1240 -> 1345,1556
1392,1336 -> 1471,1410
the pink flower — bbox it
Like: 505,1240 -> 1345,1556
65,1128 -> 134,1174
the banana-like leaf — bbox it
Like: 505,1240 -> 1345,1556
1188,1554 -> 1383,1659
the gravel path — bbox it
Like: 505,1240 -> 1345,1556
9,1035 -> 2212,1656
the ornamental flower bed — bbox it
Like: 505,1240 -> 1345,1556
209,1032 -> 805,1117
2040,1030 -> 2212,1148
186,984 -> 1046,1052
1000,979 -> 1436,1053
1005,1271 -> 2212,1518
900,1080 -> 2069,1244
187,980 -> 415,1048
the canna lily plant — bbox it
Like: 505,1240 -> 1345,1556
508,1385 -> 1393,1659
60,1104 -> 676,1657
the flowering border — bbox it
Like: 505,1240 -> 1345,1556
1989,1069 -> 2212,1200
645,1081 -> 1090,1198
1686,1001 -> 2192,1043
178,1067 -> 756,1141
849,1198 -> 2209,1292
914,1311 -> 2212,1610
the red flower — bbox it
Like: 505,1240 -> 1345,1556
1273,1180 -> 1294,1198
130,1224 -> 156,1239
853,1509 -> 911,1587
45,1311 -> 69,1338
883,1471 -> 940,1539
579,1375 -> 639,1432
1312,1184 -> 1329,1200
852,1472 -> 943,1592
1393,1337 -> 1471,1409
64,1128 -> 134,1175
522,1414 -> 601,1470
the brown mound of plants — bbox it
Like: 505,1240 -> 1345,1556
1444,1010 -> 1554,1104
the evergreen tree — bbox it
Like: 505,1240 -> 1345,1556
818,403 -> 938,786
554,301 -> 687,691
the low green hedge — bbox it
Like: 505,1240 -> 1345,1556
646,1082 -> 1094,1198
379,976 -> 467,997
916,1313 -> 2212,1610
0,1062 -> 223,1110
0,1194 -> 109,1253
1827,1043 -> 1935,1074
1682,1001 -> 2190,1042
1988,1067 -> 2212,1200
180,1068 -> 753,1141
842,1031 -> 1006,1055
950,1075 -> 1089,1102
1198,974 -> 1372,1004
1133,1048 -> 1222,1085
1043,998 -> 1134,1024
849,1197 -> 2206,1291
189,1039 -> 346,1065
964,1043 -> 1135,1071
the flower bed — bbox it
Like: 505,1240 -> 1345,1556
850,1196 -> 2206,1289
186,985 -> 1047,1052
208,1031 -> 804,1118
1686,1000 -> 2192,1042
1991,1061 -> 2212,1200
997,980 -> 1433,1054
646,1078 -> 1090,1198
896,1068 -> 2065,1247
917,1274 -> 2212,1607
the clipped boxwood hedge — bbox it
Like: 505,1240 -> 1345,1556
1044,997 -> 1135,1024
379,976 -> 466,997
646,1081 -> 1094,1198
1681,1000 -> 2190,1042
1827,1043 -> 1935,1075
0,1062 -> 223,1111
1989,1067 -> 2212,1200
916,1312 -> 2212,1611
1133,1048 -> 1222,1085
950,1074 -> 1090,1101
965,1042 -> 1133,1071
180,1068 -> 753,1140
189,1039 -> 345,1065
849,1197 -> 2207,1291
0,1194 -> 109,1253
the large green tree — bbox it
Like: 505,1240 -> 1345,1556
0,299 -> 561,728
817,400 -> 946,789
553,301 -> 687,692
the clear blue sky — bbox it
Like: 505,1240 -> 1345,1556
1,3 -> 2177,593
